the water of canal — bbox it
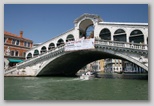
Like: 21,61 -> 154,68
4,73 -> 148,100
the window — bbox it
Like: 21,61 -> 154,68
16,40 -> 20,45
28,42 -> 30,47
11,51 -> 14,56
24,42 -> 27,46
24,42 -> 30,47
15,51 -> 19,56
12,39 -> 20,45
4,37 -> 7,43
12,39 -> 16,45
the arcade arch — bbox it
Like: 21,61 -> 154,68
114,29 -> 126,42
57,39 -> 64,47
129,30 -> 144,43
33,49 -> 39,56
41,46 -> 47,53
99,28 -> 111,40
66,34 -> 75,42
27,53 -> 32,59
48,43 -> 55,50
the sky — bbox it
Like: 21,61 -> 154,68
4,4 -> 148,43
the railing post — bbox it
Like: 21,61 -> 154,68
124,43 -> 128,48
107,41 -> 109,45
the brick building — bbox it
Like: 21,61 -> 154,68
4,31 -> 33,69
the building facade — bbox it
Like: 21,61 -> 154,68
4,31 -> 33,69
77,59 -> 105,74
104,59 -> 123,73
104,59 -> 146,73
123,60 -> 146,73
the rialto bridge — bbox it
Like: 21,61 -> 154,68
4,13 -> 148,76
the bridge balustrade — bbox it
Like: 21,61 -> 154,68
95,39 -> 148,50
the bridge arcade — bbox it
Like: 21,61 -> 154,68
26,13 -> 148,59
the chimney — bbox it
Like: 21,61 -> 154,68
20,31 -> 23,37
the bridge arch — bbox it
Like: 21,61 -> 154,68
114,29 -> 126,42
15,50 -> 19,57
129,29 -> 144,43
36,48 -> 148,76
99,28 -> 111,40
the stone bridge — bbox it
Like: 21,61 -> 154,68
4,13 -> 148,76
5,39 -> 148,76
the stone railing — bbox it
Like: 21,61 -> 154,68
95,39 -> 148,50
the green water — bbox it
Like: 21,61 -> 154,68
4,75 -> 148,100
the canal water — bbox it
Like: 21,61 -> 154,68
4,73 -> 148,100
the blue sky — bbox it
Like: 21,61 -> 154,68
4,4 -> 148,43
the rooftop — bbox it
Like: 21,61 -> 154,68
4,31 -> 33,42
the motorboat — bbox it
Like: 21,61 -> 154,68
80,71 -> 95,80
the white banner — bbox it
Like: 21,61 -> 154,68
65,38 -> 95,51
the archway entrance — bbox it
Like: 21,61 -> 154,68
79,19 -> 94,39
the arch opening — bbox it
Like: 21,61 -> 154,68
48,43 -> 55,50
85,25 -> 94,39
79,19 -> 94,39
57,39 -> 64,47
114,29 -> 126,42
41,46 -> 47,53
33,49 -> 39,56
66,34 -> 75,42
99,28 -> 111,40
129,30 -> 144,43
27,53 -> 32,59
